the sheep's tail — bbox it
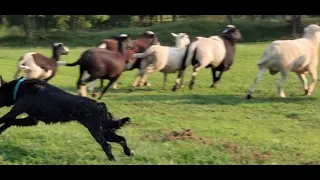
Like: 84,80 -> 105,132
132,46 -> 156,59
181,43 -> 198,70
57,60 -> 80,67
257,43 -> 279,66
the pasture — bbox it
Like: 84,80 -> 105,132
0,42 -> 319,165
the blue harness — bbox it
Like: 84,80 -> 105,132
13,77 -> 26,101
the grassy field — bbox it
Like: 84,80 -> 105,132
0,41 -> 319,165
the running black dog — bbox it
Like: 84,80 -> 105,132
0,76 -> 133,161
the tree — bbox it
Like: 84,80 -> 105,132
172,15 -> 177,22
23,15 -> 33,39
226,15 -> 233,24
70,15 -> 78,32
291,15 -> 301,37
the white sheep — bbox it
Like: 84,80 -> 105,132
172,25 -> 242,91
247,24 -> 320,99
130,32 -> 191,90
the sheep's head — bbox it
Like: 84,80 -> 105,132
139,31 -> 160,45
221,25 -> 242,41
112,34 -> 134,52
171,33 -> 191,48
304,24 -> 320,36
53,42 -> 70,55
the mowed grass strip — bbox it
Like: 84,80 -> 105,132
0,42 -> 319,165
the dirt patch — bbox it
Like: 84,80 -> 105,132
141,129 -> 209,144
251,149 -> 272,161
222,142 -> 240,153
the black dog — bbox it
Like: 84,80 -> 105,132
0,76 -> 133,161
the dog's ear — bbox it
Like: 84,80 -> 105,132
0,75 -> 7,87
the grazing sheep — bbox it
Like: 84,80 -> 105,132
130,33 -> 191,90
13,43 -> 69,82
58,34 -> 134,99
172,25 -> 242,91
86,31 -> 160,92
0,76 -> 133,162
247,24 -> 320,99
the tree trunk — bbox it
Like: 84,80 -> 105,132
23,15 -> 33,39
0,15 -> 4,25
160,15 -> 163,23
291,15 -> 301,37
70,15 -> 77,32
172,15 -> 177,22
226,15 -> 233,24
138,15 -> 145,23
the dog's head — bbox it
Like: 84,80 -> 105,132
0,76 -> 18,107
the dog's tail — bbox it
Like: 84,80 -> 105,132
110,116 -> 131,130
98,102 -> 132,130
57,59 -> 80,67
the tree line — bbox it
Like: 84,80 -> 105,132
0,15 -> 315,39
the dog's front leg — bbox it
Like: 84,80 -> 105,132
0,104 -> 25,124
0,116 -> 39,134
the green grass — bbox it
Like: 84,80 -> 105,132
0,41 -> 319,165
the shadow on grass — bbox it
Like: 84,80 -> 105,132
0,144 -> 31,162
60,86 -> 154,95
116,94 -> 316,105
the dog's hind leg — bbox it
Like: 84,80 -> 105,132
82,120 -> 116,161
0,116 -> 39,134
103,129 -> 134,157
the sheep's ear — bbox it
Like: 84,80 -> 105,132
171,33 -> 178,37
0,75 -> 7,86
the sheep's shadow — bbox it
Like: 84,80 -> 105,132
61,86 -> 153,95
117,93 -> 316,105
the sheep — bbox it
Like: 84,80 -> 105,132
130,32 -> 191,90
247,24 -> 320,99
57,34 -> 135,99
172,25 -> 242,91
13,43 -> 69,82
86,30 -> 160,93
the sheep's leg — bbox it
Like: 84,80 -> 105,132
83,120 -> 116,161
297,73 -> 309,95
172,69 -> 186,91
210,69 -> 224,88
277,71 -> 288,98
98,76 -> 120,100
80,75 -> 98,97
189,62 -> 207,90
13,69 -> 21,80
111,79 -> 118,89
247,67 -> 267,99
88,80 -> 98,94
162,73 -> 168,90
104,129 -> 134,157
306,69 -> 318,96
138,64 -> 156,87
130,70 -> 144,91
